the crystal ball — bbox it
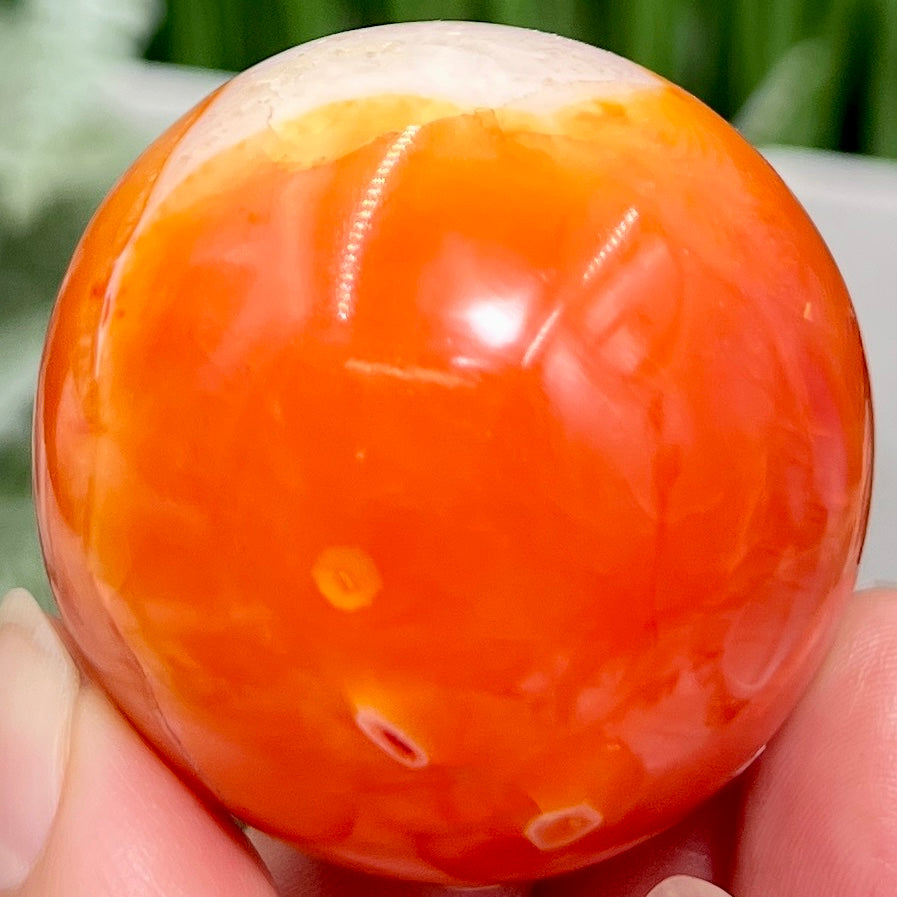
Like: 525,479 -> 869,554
33,21 -> 872,884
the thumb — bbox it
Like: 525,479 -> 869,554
0,588 -> 276,897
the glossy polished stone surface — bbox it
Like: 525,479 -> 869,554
33,22 -> 872,885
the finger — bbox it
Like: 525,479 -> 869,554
249,827 -> 532,897
733,587 -> 897,897
645,876 -> 732,896
0,588 -> 276,897
534,781 -> 739,897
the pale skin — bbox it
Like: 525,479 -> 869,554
2,587 -> 896,897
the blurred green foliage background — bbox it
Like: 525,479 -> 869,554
1,0 -> 895,609
145,0 -> 897,157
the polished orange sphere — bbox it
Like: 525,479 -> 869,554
34,22 -> 872,884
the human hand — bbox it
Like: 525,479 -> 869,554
2,586 -> 895,897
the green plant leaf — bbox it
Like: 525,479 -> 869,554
0,303 -> 53,610
0,0 -> 161,229
0,495 -> 51,611
733,37 -> 840,149
866,0 -> 897,156
0,0 -> 161,607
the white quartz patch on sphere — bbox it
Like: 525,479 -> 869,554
147,21 -> 659,212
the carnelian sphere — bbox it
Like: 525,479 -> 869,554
34,22 -> 872,884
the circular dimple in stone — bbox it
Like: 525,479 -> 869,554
312,546 -> 382,611
355,706 -> 429,769
524,803 -> 604,850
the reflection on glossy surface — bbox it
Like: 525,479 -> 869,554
33,22 -> 872,885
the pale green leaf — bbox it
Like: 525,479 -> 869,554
0,494 -> 51,612
734,38 -> 841,150
0,304 -> 53,611
0,0 -> 161,228
0,0 -> 163,607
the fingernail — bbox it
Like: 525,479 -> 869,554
0,588 -> 79,889
645,875 -> 732,897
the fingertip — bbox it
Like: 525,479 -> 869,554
734,588 -> 897,896
644,876 -> 731,896
0,589 -> 79,890
6,637 -> 276,896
